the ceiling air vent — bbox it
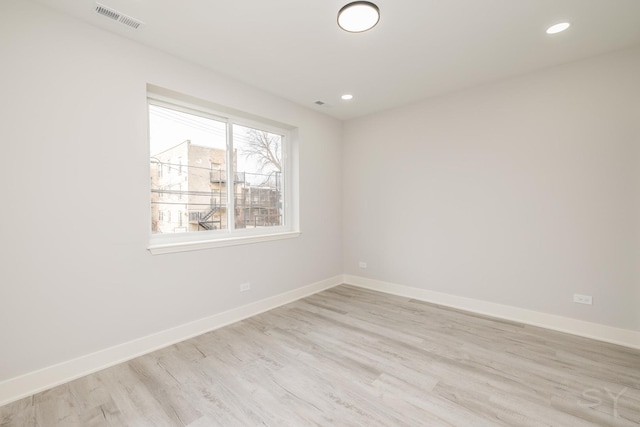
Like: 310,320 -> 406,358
95,3 -> 144,29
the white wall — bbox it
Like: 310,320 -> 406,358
0,0 -> 342,382
343,47 -> 640,331
1,0 -> 639,399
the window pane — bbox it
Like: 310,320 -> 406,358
149,104 -> 228,234
232,124 -> 283,229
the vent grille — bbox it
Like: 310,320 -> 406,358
95,3 -> 119,20
95,3 -> 144,29
118,15 -> 143,29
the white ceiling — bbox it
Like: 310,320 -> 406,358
32,0 -> 640,120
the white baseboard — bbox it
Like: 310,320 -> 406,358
0,275 -> 343,407
3,274 -> 637,407
344,275 -> 640,351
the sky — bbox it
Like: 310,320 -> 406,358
149,104 -> 226,155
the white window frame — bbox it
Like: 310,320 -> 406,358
147,93 -> 299,255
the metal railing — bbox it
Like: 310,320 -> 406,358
151,159 -> 283,233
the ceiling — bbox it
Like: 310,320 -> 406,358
32,0 -> 640,120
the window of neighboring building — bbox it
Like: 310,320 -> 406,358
147,90 -> 298,254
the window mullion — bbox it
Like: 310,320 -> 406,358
227,122 -> 235,232
281,135 -> 287,226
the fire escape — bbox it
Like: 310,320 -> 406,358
196,200 -> 220,230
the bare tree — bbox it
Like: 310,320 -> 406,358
240,128 -> 281,172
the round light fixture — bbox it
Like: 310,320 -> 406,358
338,2 -> 380,33
546,22 -> 571,34
341,94 -> 354,100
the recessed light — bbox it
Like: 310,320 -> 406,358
338,2 -> 380,33
341,94 -> 354,101
546,22 -> 571,34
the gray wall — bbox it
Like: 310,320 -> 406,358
0,0 -> 343,382
343,47 -> 640,331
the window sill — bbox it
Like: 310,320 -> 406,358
147,231 -> 301,255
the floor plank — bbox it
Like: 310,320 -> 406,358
1,285 -> 639,426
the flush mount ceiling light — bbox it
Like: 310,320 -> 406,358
338,1 -> 380,33
341,94 -> 354,100
546,22 -> 571,34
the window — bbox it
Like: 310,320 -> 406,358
148,92 -> 298,254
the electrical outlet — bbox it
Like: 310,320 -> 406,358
573,294 -> 592,305
358,261 -> 367,269
240,283 -> 251,292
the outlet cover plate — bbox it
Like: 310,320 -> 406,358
573,294 -> 592,305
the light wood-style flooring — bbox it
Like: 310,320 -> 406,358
1,285 -> 639,426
